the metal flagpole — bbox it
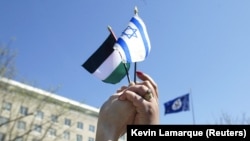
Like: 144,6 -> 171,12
190,89 -> 196,124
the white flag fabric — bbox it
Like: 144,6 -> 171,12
113,14 -> 151,63
82,33 -> 130,84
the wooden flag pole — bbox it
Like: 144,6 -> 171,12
108,26 -> 131,84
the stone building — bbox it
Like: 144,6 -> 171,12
0,78 -> 126,141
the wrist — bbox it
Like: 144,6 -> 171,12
95,122 -> 119,141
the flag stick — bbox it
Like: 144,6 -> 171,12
134,6 -> 138,83
107,26 -> 131,84
190,89 -> 196,124
134,6 -> 138,15
134,62 -> 137,83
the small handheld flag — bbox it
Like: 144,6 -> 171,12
82,30 -> 130,84
113,11 -> 151,63
164,93 -> 190,115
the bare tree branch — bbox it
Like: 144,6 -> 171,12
0,38 -> 17,79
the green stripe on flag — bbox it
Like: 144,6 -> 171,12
92,49 -> 129,84
103,62 -> 130,84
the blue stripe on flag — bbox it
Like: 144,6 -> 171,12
131,17 -> 150,58
117,38 -> 132,62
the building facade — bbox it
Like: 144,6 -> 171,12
0,78 -> 126,141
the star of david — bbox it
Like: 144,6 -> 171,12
122,26 -> 137,39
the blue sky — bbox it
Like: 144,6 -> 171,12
1,0 -> 250,124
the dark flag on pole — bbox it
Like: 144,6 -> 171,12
164,93 -> 190,115
82,32 -> 130,84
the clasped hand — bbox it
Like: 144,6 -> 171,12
96,72 -> 159,141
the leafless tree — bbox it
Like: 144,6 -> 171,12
0,81 -> 87,141
214,112 -> 250,124
0,39 -> 85,141
0,38 -> 17,79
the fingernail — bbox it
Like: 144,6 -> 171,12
136,71 -> 143,76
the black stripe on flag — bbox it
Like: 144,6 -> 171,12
82,33 -> 116,73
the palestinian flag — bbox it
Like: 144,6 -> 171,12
82,33 -> 130,84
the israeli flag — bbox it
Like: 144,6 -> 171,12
113,14 -> 151,63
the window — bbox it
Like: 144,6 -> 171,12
48,128 -> 56,137
0,132 -> 5,141
20,106 -> 28,115
0,116 -> 9,126
33,124 -> 42,133
88,125 -> 95,132
88,137 -> 94,141
35,111 -> 44,119
64,118 -> 71,126
51,115 -> 58,123
17,121 -> 26,130
2,101 -> 12,111
77,122 -> 83,129
63,131 -> 70,140
76,134 -> 82,141
14,137 -> 23,141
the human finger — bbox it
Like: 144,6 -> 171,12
133,80 -> 158,102
119,84 -> 156,102
116,82 -> 135,93
118,88 -> 159,124
136,71 -> 158,98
